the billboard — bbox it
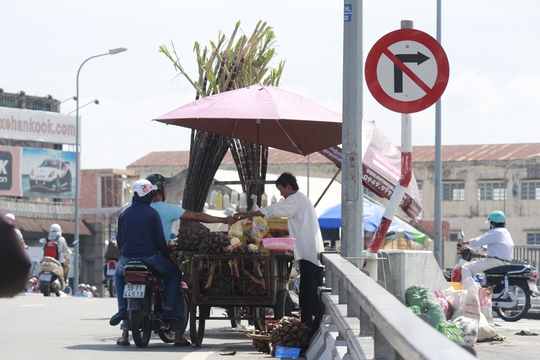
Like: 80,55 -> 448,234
0,107 -> 78,144
0,145 -> 76,199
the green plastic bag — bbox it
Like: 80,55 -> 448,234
436,322 -> 465,344
406,285 -> 447,326
407,305 -> 422,314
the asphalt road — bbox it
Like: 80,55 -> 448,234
3,293 -> 540,359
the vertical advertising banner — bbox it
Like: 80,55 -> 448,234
0,146 -> 76,199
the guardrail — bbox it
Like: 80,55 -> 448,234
514,245 -> 540,278
313,253 -> 476,360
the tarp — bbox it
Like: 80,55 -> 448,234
318,198 -> 429,249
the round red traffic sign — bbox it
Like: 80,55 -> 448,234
365,28 -> 450,113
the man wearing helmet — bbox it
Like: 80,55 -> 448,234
145,173 -> 235,241
47,223 -> 71,281
110,179 -> 183,344
116,173 -> 234,346
457,211 -> 515,283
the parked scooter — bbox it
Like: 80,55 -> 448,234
449,244 -> 540,322
122,241 -> 190,348
37,238 -> 66,296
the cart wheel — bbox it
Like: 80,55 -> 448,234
275,289 -> 293,320
189,304 -> 210,347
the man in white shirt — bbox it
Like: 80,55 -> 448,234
457,211 -> 514,282
234,172 -> 325,338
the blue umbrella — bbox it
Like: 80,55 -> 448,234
318,199 -> 414,240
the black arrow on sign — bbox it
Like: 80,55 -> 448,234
394,52 -> 430,93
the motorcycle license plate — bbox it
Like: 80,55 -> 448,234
39,273 -> 52,281
529,281 -> 539,293
123,284 -> 145,298
106,268 -> 115,276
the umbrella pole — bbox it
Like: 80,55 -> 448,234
314,168 -> 341,208
254,120 -> 260,205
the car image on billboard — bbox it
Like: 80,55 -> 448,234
29,158 -> 72,193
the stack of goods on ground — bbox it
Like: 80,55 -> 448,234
405,280 -> 501,347
250,316 -> 310,356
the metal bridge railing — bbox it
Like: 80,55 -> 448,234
313,253 -> 476,360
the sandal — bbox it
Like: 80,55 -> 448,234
116,339 -> 130,346
173,339 -> 191,347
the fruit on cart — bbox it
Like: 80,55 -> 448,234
270,316 -> 310,356
199,231 -> 230,254
177,221 -> 209,251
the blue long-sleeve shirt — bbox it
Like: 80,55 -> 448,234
117,193 -> 168,258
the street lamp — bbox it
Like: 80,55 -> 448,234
68,99 -> 99,114
503,153 -> 540,214
74,47 -> 127,290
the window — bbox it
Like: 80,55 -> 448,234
521,181 -> 540,200
417,181 -> 423,201
449,233 -> 460,242
526,233 -> 540,245
478,181 -> 506,201
443,182 -> 465,201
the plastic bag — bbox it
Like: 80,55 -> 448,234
453,316 -> 478,346
251,216 -> 269,245
435,290 -> 453,321
405,285 -> 447,327
229,221 -> 243,238
451,277 -> 481,322
478,287 -> 495,327
477,312 -> 497,341
436,322 -> 465,344
407,305 -> 422,314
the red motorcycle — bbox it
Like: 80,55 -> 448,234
123,260 -> 189,347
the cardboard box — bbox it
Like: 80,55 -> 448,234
267,218 -> 288,230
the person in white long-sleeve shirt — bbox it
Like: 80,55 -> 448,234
234,172 -> 325,338
457,210 -> 514,283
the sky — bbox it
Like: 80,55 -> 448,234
2,1 -> 540,169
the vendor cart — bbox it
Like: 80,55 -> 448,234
183,251 -> 294,347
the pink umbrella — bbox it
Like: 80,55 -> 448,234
153,84 -> 342,156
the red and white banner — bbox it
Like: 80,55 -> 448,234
318,121 -> 423,222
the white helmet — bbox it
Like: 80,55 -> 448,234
5,213 -> 15,223
50,223 -> 62,234
132,179 -> 157,197
49,223 -> 62,240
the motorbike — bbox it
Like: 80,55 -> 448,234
37,238 -> 66,296
105,259 -> 117,297
123,258 -> 190,348
448,245 -> 540,322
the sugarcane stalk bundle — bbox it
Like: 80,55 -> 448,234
269,316 -> 310,356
